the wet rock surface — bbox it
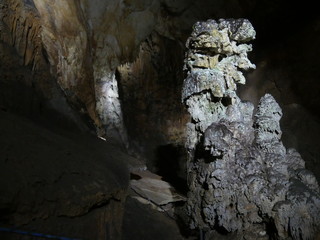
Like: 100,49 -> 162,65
182,19 -> 320,239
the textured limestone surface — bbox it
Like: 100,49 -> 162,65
116,33 -> 189,172
0,0 -> 97,132
1,0 -> 161,144
182,19 -> 320,239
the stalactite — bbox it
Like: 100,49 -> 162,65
1,0 -> 42,70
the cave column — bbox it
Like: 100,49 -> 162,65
94,70 -> 128,146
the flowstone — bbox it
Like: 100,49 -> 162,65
182,19 -> 320,240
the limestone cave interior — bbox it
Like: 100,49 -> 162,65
1,0 -> 320,239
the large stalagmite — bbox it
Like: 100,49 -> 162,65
182,19 -> 320,239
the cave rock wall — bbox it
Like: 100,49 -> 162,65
1,0 -> 320,175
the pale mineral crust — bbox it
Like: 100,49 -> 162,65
182,19 -> 320,240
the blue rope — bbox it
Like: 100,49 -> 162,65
0,227 -> 82,240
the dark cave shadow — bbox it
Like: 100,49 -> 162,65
173,201 -> 199,239
154,144 -> 188,195
154,144 -> 199,238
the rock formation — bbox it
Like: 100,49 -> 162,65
182,19 -> 320,239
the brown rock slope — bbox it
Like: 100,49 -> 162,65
0,109 -> 129,240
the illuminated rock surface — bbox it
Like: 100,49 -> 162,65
182,19 -> 320,239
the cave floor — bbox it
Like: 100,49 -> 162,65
122,195 -> 189,240
122,167 -> 194,240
